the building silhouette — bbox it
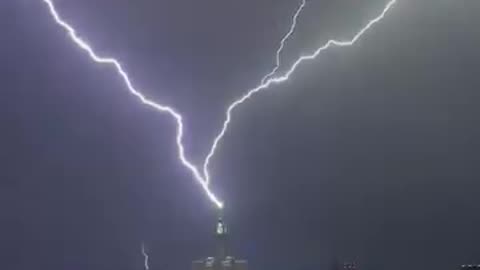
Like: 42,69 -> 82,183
330,259 -> 357,270
192,216 -> 248,270
460,265 -> 480,269
342,262 -> 357,270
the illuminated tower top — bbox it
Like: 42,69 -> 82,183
192,214 -> 247,270
216,218 -> 227,236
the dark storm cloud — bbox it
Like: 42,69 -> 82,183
1,1 -> 479,270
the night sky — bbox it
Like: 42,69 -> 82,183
2,0 -> 480,269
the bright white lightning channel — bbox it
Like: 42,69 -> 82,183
203,0 -> 307,185
203,0 -> 397,185
141,243 -> 150,270
260,0 -> 306,85
42,0 -> 396,208
42,0 -> 223,208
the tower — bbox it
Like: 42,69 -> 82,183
215,216 -> 228,261
192,213 -> 248,270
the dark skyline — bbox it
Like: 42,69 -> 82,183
2,0 -> 480,269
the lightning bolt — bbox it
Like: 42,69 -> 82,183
42,0 -> 223,208
203,0 -> 397,185
141,242 -> 150,270
41,0 -> 396,208
203,0 -> 307,184
260,0 -> 307,85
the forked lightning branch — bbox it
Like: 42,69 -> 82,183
41,0 -> 397,209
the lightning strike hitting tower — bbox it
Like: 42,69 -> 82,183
42,0 -> 397,208
192,214 -> 248,270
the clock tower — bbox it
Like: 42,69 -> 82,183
215,216 -> 228,261
192,212 -> 248,270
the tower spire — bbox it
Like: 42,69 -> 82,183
215,209 -> 228,260
192,210 -> 248,270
